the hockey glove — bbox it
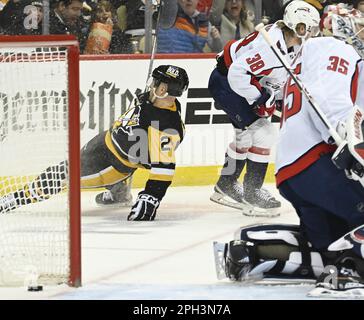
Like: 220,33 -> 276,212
252,87 -> 276,118
127,193 -> 160,221
332,141 -> 364,185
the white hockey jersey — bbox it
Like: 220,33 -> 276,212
224,23 -> 296,104
275,36 -> 364,186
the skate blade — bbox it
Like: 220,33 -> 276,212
213,241 -> 228,280
210,193 -> 281,218
255,277 -> 316,286
95,201 -> 133,208
241,202 -> 281,218
210,192 -> 244,210
307,286 -> 364,299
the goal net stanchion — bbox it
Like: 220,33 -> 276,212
0,35 -> 81,287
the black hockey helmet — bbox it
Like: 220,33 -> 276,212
152,65 -> 189,97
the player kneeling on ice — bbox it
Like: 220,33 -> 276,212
0,65 -> 189,221
208,1 -> 320,217
214,18 -> 364,298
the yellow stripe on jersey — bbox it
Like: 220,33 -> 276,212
154,102 -> 177,112
148,126 -> 180,165
149,174 -> 174,182
81,166 -> 131,188
149,167 -> 175,182
105,131 -> 143,169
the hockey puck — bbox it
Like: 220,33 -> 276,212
27,285 -> 43,292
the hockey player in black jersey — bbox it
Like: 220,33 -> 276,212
0,65 -> 189,221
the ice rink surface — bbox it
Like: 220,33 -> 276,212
0,184 -> 319,300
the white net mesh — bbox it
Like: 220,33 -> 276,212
0,46 -> 71,286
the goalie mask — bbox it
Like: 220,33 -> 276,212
151,65 -> 189,97
321,5 -> 364,58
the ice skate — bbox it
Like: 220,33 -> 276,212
95,180 -> 133,207
241,188 -> 281,218
210,178 -> 245,210
95,190 -> 133,207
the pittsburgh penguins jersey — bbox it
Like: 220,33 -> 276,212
104,92 -> 185,200
275,37 -> 363,186
223,23 -> 298,103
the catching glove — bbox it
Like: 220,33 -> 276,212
127,193 -> 160,221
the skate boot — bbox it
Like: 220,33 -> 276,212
95,179 -> 133,207
210,176 -> 245,210
241,188 -> 281,217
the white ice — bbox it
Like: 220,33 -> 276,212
0,184 -> 319,300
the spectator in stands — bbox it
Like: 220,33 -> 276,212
84,0 -> 114,54
84,0 -> 128,54
51,0 -> 89,52
197,0 -> 212,16
210,0 -> 254,46
114,0 -> 161,53
85,0 -> 124,9
354,0 -> 364,13
0,0 -> 17,33
157,0 -> 223,53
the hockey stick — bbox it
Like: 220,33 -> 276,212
144,0 -> 178,92
144,0 -> 162,91
255,23 -> 344,146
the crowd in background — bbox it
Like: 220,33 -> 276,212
0,0 -> 363,55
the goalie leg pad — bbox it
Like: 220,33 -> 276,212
214,224 -> 326,281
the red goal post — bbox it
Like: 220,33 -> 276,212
0,35 -> 81,287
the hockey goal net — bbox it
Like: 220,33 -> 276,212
0,35 -> 81,287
